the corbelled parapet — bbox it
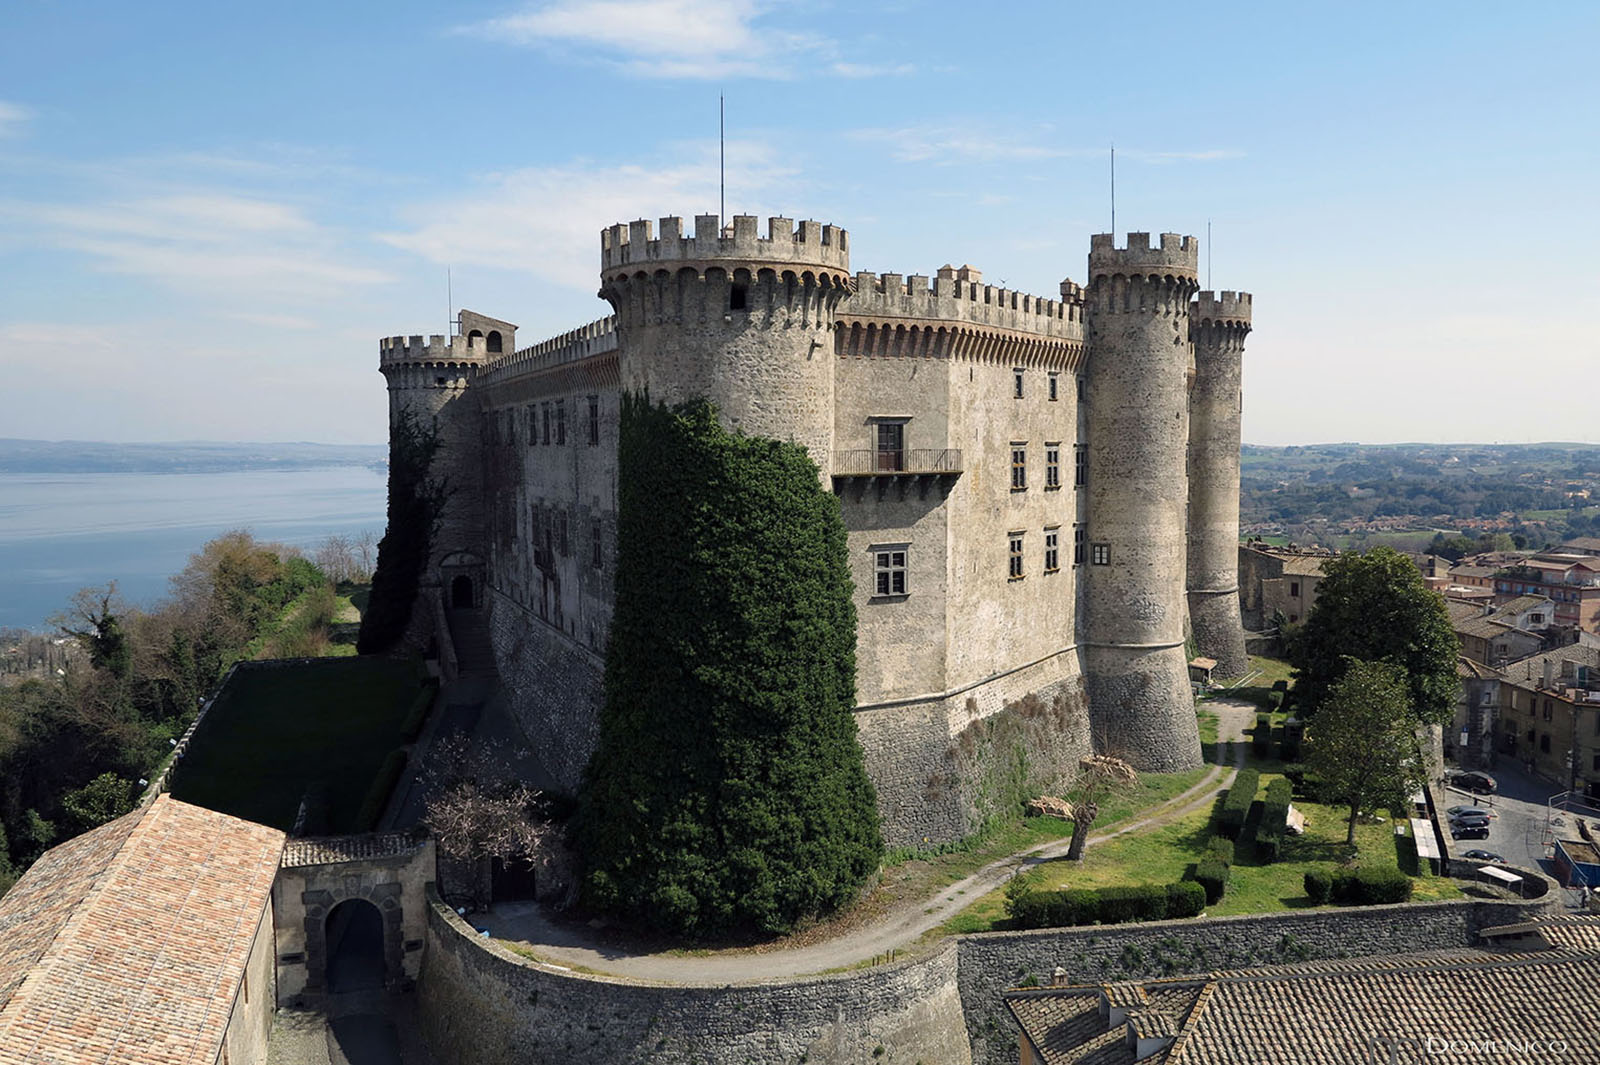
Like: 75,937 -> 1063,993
379,333 -> 490,370
600,214 -> 849,275
1186,289 -> 1254,678
478,316 -> 620,389
841,267 -> 1083,339
1082,231 -> 1203,773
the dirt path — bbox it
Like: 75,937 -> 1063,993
478,698 -> 1258,985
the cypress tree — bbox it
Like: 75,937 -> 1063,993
576,396 -> 881,938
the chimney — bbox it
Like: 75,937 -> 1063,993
1543,658 -> 1555,689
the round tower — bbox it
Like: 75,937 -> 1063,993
598,214 -> 851,467
1186,291 -> 1253,678
1082,232 -> 1203,772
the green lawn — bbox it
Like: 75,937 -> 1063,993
170,656 -> 426,833
938,773 -> 1459,934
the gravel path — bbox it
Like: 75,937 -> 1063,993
477,698 -> 1259,985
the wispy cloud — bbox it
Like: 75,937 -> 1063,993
460,0 -> 908,80
0,100 -> 33,137
849,125 -> 1244,167
381,139 -> 802,289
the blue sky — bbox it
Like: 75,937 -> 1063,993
2,1 -> 1596,446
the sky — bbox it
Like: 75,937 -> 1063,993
1,1 -> 1597,447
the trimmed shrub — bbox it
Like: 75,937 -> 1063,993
1192,858 -> 1230,904
1280,721 -> 1304,762
1331,866 -> 1414,906
1271,679 -> 1289,694
1166,879 -> 1207,917
1252,714 -> 1272,756
1218,769 -> 1260,840
1304,866 -> 1333,904
356,748 -> 408,831
1206,837 -> 1235,865
1097,884 -> 1169,924
1255,777 -> 1294,863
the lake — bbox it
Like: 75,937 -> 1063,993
0,467 -> 388,631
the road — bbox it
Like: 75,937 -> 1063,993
1440,759 -> 1597,899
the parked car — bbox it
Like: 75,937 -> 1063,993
1450,814 -> 1492,830
1452,824 -> 1490,840
1461,849 -> 1506,863
1447,770 -> 1498,795
1446,805 -> 1496,820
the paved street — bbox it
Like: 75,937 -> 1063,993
1439,759 -> 1598,905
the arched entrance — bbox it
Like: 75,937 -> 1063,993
325,898 -> 386,993
450,574 -> 475,609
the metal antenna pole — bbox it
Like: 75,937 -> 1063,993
1110,143 -> 1115,234
1207,219 -> 1212,290
447,268 -> 453,335
720,95 -> 726,228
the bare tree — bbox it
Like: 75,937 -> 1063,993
354,529 -> 378,581
420,733 -> 553,910
315,534 -> 359,584
1063,753 -> 1139,862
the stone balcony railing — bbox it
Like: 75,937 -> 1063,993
831,448 -> 963,477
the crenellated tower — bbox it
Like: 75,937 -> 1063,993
1186,291 -> 1253,677
1082,233 -> 1203,771
598,214 -> 851,468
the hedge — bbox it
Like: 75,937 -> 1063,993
1331,866 -> 1413,905
1206,837 -> 1235,865
1304,867 -> 1333,904
1006,881 -> 1210,930
1255,777 -> 1294,862
1192,858 -> 1230,905
1218,769 -> 1260,840
1252,714 -> 1273,757
1098,884 -> 1170,924
1280,720 -> 1304,762
1166,879 -> 1207,918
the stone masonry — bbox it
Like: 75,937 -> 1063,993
378,216 -> 1254,845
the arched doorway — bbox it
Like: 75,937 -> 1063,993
451,574 -> 475,609
325,899 -> 386,993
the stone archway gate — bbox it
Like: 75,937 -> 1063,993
272,833 -> 436,1006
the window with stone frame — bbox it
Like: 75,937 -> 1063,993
588,395 -> 601,446
1091,542 -> 1110,566
1074,524 -> 1086,566
1048,373 -> 1059,401
1013,369 -> 1025,399
1045,444 -> 1061,489
592,518 -> 603,570
1074,444 -> 1088,487
1008,533 -> 1025,580
1011,444 -> 1027,491
1044,528 -> 1060,573
527,405 -> 538,448
872,545 -> 908,597
556,400 -> 567,445
875,420 -> 906,472
542,403 -> 551,444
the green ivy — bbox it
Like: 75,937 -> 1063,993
574,395 -> 882,938
359,407 -> 448,654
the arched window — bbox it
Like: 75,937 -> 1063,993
486,330 -> 503,353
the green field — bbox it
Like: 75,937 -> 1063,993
171,656 -> 426,833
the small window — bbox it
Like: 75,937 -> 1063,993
1074,444 -> 1087,487
592,519 -> 603,570
1290,614 -> 1299,623
1543,701 -> 1553,721
486,329 -> 503,353
1045,444 -> 1061,490
1048,373 -> 1059,402
1076,376 -> 1086,404
1091,542 -> 1110,566
1044,528 -> 1060,574
730,282 -> 748,310
527,406 -> 538,448
1540,733 -> 1551,753
1527,729 -> 1536,744
555,400 -> 567,445
1073,525 -> 1086,567
1010,444 -> 1027,491
874,547 -> 908,596
588,396 -> 600,446
1013,369 -> 1025,399
875,421 -> 906,472
1009,533 -> 1025,580
558,512 -> 570,556
1290,581 -> 1301,597
542,404 -> 551,445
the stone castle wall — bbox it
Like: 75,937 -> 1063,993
417,884 -> 1553,1065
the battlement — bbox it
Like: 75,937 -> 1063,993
379,333 -> 490,368
478,316 -> 619,387
839,264 -> 1084,339
1192,290 -> 1253,324
600,214 -> 849,274
1088,232 -> 1199,278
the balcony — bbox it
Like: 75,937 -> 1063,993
832,448 -> 964,477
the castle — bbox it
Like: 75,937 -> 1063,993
378,214 -> 1253,846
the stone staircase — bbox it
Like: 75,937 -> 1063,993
446,610 -> 495,676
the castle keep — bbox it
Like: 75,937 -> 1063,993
378,215 -> 1253,846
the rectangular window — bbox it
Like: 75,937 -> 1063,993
1045,444 -> 1061,489
1048,373 -> 1059,402
592,519 -> 603,570
1011,444 -> 1027,491
1044,528 -> 1060,574
555,400 -> 567,445
1009,533 -> 1025,580
1074,444 -> 1087,487
527,406 -> 538,448
558,511 -> 570,556
873,546 -> 908,596
1013,369 -> 1025,399
1540,733 -> 1551,753
542,403 -> 551,445
1543,701 -> 1553,721
1074,525 -> 1086,566
875,421 -> 906,472
588,395 -> 600,446
506,411 -> 516,447
1091,542 -> 1111,566
1290,581 -> 1301,597
1076,376 -> 1086,404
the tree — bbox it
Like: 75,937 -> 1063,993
359,408 -> 448,654
61,772 -> 136,835
421,733 -> 551,911
1306,660 -> 1424,844
1287,547 -> 1458,727
1063,754 -> 1138,861
576,396 -> 882,939
55,584 -> 132,678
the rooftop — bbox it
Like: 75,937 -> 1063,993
0,795 -> 284,1065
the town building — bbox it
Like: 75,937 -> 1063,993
1236,543 -> 1333,629
1493,553 -> 1600,636
1494,645 -> 1600,797
378,218 -> 1255,845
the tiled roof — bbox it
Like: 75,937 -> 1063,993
1446,600 -> 1488,624
1491,594 -> 1555,618
1500,645 -> 1600,687
1278,556 -> 1328,577
1561,537 -> 1600,554
282,832 -> 424,868
1453,615 -> 1525,641
0,795 -> 284,1065
1006,927 -> 1600,1064
1450,564 -> 1499,579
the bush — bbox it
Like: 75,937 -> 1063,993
1192,858 -> 1230,904
1206,837 -> 1235,865
1007,886 -> 1102,930
1218,769 -> 1260,840
1331,866 -> 1414,906
1252,715 -> 1273,757
1166,879 -> 1207,917
1255,777 -> 1294,863
356,748 -> 408,831
1279,725 -> 1302,763
1097,884 -> 1170,924
1304,867 -> 1333,904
